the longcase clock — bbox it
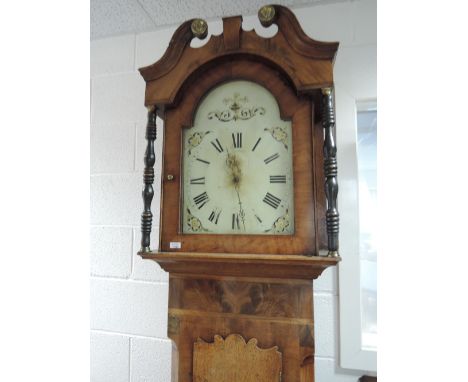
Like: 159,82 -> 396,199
137,5 -> 340,381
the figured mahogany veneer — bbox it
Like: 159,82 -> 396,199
140,253 -> 339,381
167,273 -> 318,382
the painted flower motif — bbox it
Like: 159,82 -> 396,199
187,131 -> 210,155
265,210 -> 290,233
272,127 -> 287,142
188,133 -> 203,147
186,208 -> 210,232
188,216 -> 202,231
273,214 -> 289,232
265,126 -> 288,149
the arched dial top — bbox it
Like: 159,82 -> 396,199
182,80 -> 294,235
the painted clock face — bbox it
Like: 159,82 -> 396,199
182,80 -> 294,235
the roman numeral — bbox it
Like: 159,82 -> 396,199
210,138 -> 224,153
190,177 -> 205,185
232,213 -> 240,230
193,192 -> 209,209
263,192 -> 281,209
252,137 -> 261,151
196,158 -> 210,165
232,132 -> 242,148
270,175 -> 286,183
264,153 -> 279,164
208,209 -> 222,224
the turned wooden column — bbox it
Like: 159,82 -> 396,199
140,105 -> 157,252
322,88 -> 339,257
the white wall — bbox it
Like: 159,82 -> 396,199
90,1 -> 376,380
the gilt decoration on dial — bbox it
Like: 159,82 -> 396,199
182,81 -> 294,235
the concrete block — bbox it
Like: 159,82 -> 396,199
91,173 -> 142,226
91,34 -> 135,77
90,278 -> 168,338
90,227 -> 133,278
314,293 -> 337,358
314,266 -> 337,293
91,73 -> 146,125
90,331 -> 129,382
91,123 -> 136,174
130,337 -> 172,382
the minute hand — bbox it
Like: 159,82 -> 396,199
235,186 -> 246,231
226,150 -> 246,231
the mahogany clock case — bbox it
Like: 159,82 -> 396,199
135,6 -> 342,382
158,59 -> 328,256
138,6 -> 339,257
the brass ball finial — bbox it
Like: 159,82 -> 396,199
327,250 -> 339,258
321,87 -> 333,96
258,5 -> 276,27
191,18 -> 208,39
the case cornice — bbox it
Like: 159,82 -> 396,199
139,5 -> 339,107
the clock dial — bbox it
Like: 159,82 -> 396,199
182,80 -> 294,235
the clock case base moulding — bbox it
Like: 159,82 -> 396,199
140,251 -> 340,280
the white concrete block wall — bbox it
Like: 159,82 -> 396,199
130,337 -> 172,382
90,1 -> 376,380
91,332 -> 130,382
